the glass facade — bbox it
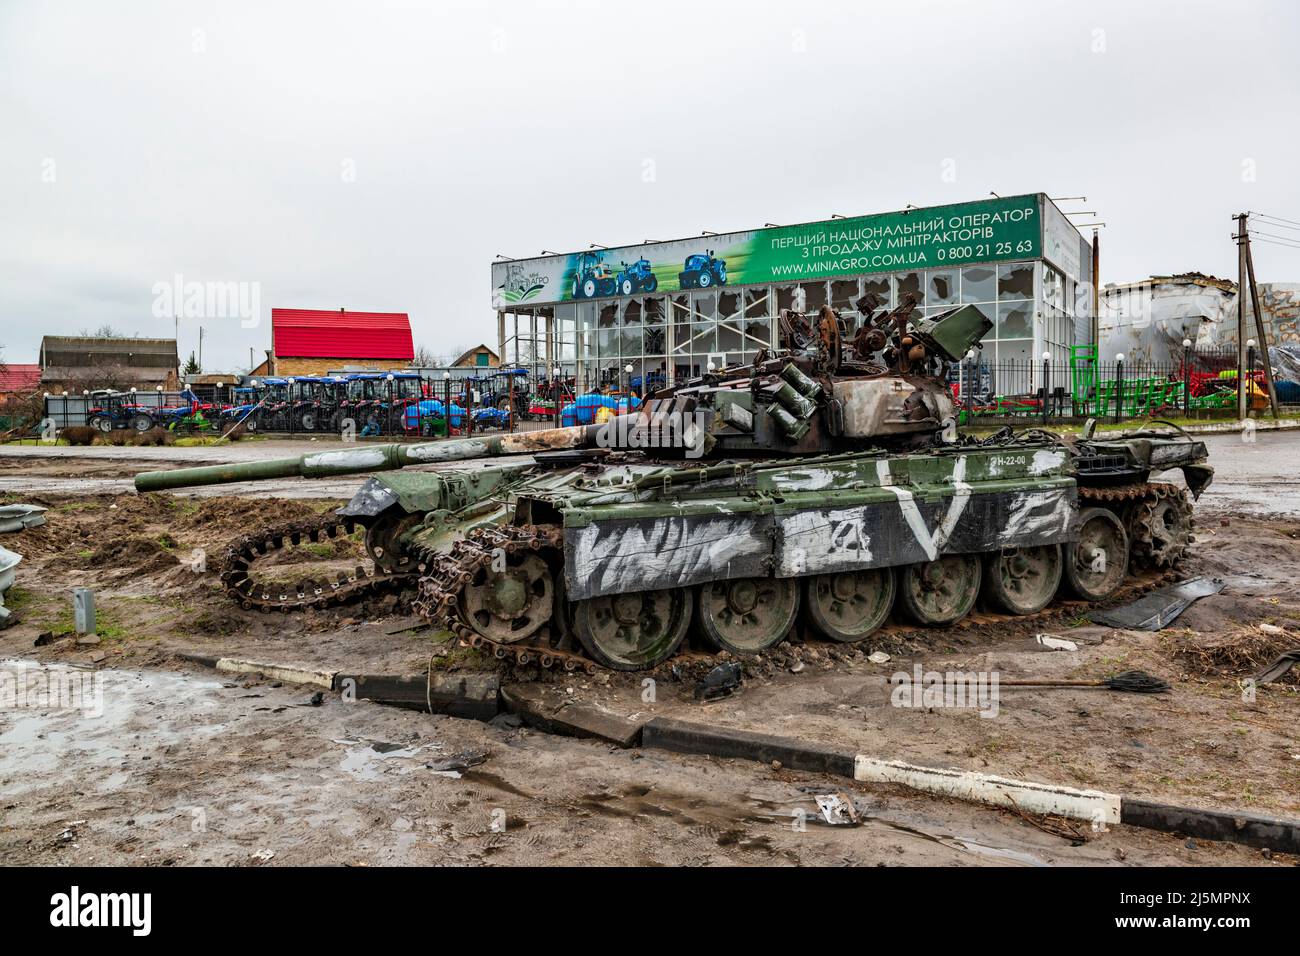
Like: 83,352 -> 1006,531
499,258 -> 1088,397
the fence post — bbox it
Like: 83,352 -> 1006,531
1182,339 -> 1192,418
1246,338 -> 1256,415
1114,354 -> 1125,424
964,349 -> 975,423
1041,352 -> 1050,425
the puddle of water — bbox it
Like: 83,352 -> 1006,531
337,742 -> 433,781
0,659 -> 226,797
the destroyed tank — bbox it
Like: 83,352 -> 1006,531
134,294 -> 1213,672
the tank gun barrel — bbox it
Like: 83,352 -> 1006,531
133,423 -> 612,493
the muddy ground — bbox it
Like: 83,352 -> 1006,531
1,431 -> 1298,866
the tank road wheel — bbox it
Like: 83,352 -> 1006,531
898,555 -> 981,627
982,544 -> 1063,616
1062,507 -> 1129,602
574,588 -> 693,671
696,576 -> 800,653
363,512 -> 423,575
1129,489 -> 1193,569
805,569 -> 896,643
460,553 -> 553,645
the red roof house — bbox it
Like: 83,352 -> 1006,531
270,308 -> 414,375
0,363 -> 42,397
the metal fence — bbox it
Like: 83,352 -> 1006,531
949,346 -> 1298,424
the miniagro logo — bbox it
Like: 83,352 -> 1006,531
498,262 -> 550,304
50,886 -> 151,936
890,663 -> 1000,719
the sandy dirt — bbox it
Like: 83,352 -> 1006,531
1,432 -> 1297,866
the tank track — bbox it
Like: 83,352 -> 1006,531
220,513 -> 413,612
1079,480 -> 1194,569
216,481 -> 1194,666
411,524 -> 598,674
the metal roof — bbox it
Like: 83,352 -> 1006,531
272,308 -> 414,360
0,363 -> 41,392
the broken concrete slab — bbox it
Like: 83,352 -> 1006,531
854,756 -> 1122,825
641,716 -> 856,777
500,684 -> 646,747
336,672 -> 500,721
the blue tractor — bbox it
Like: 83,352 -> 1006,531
679,249 -> 727,289
615,258 -> 658,296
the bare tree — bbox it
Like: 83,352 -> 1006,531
77,324 -> 124,338
411,344 -> 436,367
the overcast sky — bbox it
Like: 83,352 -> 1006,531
3,0 -> 1298,373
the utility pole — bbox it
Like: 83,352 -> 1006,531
1242,217 -> 1280,418
1235,214 -> 1248,420
198,326 -> 204,372
1090,227 -> 1100,349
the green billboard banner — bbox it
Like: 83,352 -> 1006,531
492,194 -> 1043,309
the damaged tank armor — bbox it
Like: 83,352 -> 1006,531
135,292 -> 1213,671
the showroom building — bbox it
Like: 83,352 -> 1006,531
493,193 -> 1093,396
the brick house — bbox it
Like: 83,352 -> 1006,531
267,308 -> 414,376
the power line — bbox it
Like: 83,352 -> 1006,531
1250,211 -> 1300,230
1247,234 -> 1300,251
1249,228 -> 1300,245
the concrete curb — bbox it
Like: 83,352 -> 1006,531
173,652 -> 1299,854
639,715 -> 1299,854
641,716 -> 856,776
500,685 -> 646,747
1122,799 -> 1300,855
176,652 -> 499,720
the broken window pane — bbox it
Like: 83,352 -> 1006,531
830,278 -> 859,311
643,326 -> 666,355
622,298 -> 642,325
745,288 -> 772,318
776,285 -> 798,312
718,291 -> 740,319
643,296 -> 665,325
597,326 -> 618,357
928,270 -> 958,306
744,317 -> 772,350
801,281 -> 828,311
718,319 -> 742,352
961,266 -> 996,303
691,323 -> 716,353
896,272 -> 923,306
860,276 -> 891,311
643,358 -> 667,394
692,292 -> 716,321
996,301 -> 1034,340
998,262 -> 1033,300
671,295 -> 691,342
599,303 -> 618,327
622,325 -> 643,357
